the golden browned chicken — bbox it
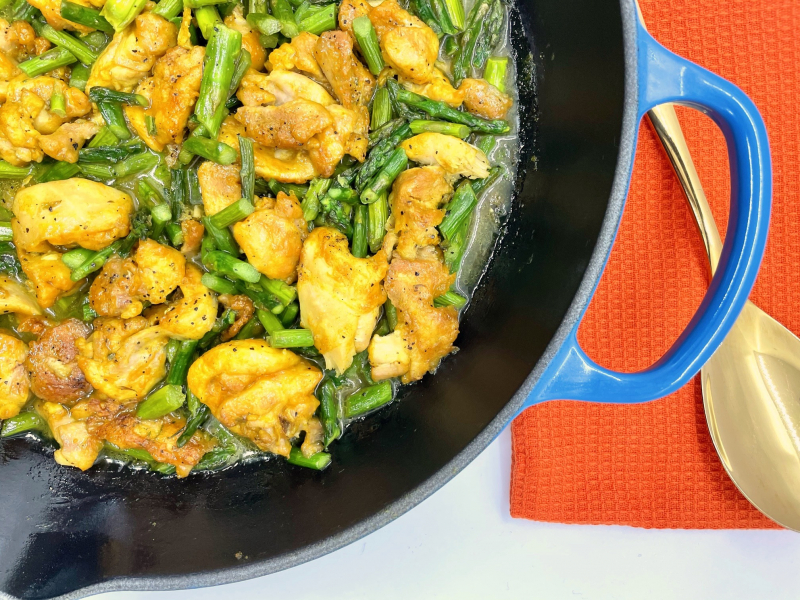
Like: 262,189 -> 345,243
369,257 -> 458,383
86,13 -> 177,93
38,119 -> 99,163
368,0 -> 439,85
236,69 -> 277,106
27,318 -> 91,404
338,0 -> 371,33
150,264 -> 217,340
0,19 -> 50,61
234,99 -> 333,149
297,227 -> 389,373
27,0 -> 92,32
0,274 -> 42,316
12,178 -> 134,253
308,103 -> 369,175
0,331 -> 29,419
77,316 -> 171,401
180,219 -> 204,256
89,239 -> 186,319
268,32 -> 323,81
218,116 -> 319,183
233,192 -> 307,282
400,133 -> 490,180
459,78 -> 513,120
218,293 -> 254,340
17,247 -> 81,308
383,166 -> 452,260
238,69 -> 335,107
401,68 -> 464,107
37,399 -> 104,470
187,340 -> 323,457
197,160 -> 242,216
313,30 -> 375,109
224,5 -> 266,71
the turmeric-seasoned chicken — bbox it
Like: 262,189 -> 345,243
224,5 -> 266,71
459,78 -> 513,120
17,247 -> 81,308
27,318 -> 91,403
338,0 -> 371,33
369,257 -> 458,383
0,18 -> 49,61
37,399 -> 103,470
0,274 -> 42,316
86,13 -> 177,93
187,340 -> 323,457
0,331 -> 29,419
308,103 -> 369,175
233,192 -> 307,282
77,316 -> 170,401
268,32 -> 323,81
12,178 -> 134,253
401,68 -> 464,107
38,119 -> 99,163
238,69 -> 335,107
313,30 -> 375,109
297,227 -> 389,373
150,264 -> 217,340
234,99 -> 333,149
89,239 -> 186,319
197,160 -> 242,216
383,166 -> 452,260
400,133 -> 490,180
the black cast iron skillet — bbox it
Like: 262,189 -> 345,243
0,0 -> 772,597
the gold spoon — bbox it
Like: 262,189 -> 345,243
638,2 -> 800,530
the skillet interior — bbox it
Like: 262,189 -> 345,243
0,0 -> 630,597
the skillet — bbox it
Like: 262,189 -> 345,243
0,0 -> 771,597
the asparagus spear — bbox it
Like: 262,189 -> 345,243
297,3 -> 335,35
471,0 -> 504,71
279,302 -> 298,327
79,141 -> 146,163
452,0 -> 489,83
69,62 -> 90,91
360,148 -> 407,204
286,447 -> 331,470
18,47 -> 76,77
409,0 -> 441,35
256,307 -> 283,335
34,20 -> 98,64
88,125 -> 119,148
201,272 -> 238,295
351,204 -> 368,257
270,0 -> 299,38
246,12 -> 281,35
439,179 -> 477,241
260,276 -> 296,306
352,16 -> 383,75
151,0 -> 183,19
409,119 -> 470,138
239,135 -> 255,203
394,84 -> 509,134
182,136 -> 237,165
0,161 -> 31,179
114,151 -> 158,177
202,217 -> 239,254
430,0 -> 456,35
208,197 -> 255,229
344,381 -> 393,418
203,250 -> 261,283
483,56 -> 508,92
269,328 -> 314,348
433,290 -> 467,308
194,5 -> 222,39
370,87 -> 392,130
0,411 -> 50,438
195,24 -> 242,137
38,161 -> 80,183
97,101 -> 131,140
135,385 -> 183,420
177,405 -> 210,447
355,121 -> 412,191
300,178 -> 331,221
88,86 -> 149,107
317,379 -> 340,446
367,190 -> 387,253
61,247 -> 95,269
442,0 -> 464,29
100,0 -> 148,31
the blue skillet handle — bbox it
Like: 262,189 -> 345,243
520,21 -> 772,409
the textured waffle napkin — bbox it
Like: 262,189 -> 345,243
510,0 -> 800,528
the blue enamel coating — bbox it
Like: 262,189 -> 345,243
519,19 -> 772,410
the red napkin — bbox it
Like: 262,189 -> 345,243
510,0 -> 800,528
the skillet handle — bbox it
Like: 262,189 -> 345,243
520,21 -> 771,409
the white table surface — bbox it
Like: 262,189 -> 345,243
97,428 -> 800,600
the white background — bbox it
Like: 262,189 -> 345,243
98,429 -> 800,600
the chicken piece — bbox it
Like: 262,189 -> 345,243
459,77 -> 513,120
151,264 -> 217,340
400,133 -> 490,180
0,274 -> 42,316
370,257 -> 458,383
0,331 -> 29,419
401,68 -> 464,107
125,77 -> 162,151
12,178 -> 134,253
38,119 -> 99,163
77,316 -> 170,401
197,160 -> 241,216
0,52 -> 22,97
36,400 -> 103,470
268,32 -> 323,80
187,340 -> 323,457
297,227 -> 389,373
338,0 -> 371,33
89,239 -> 186,319
17,247 -> 81,308
238,69 -> 335,107
27,0 -> 92,32
86,397 -> 216,477
147,45 -> 205,145
368,0 -> 438,85
218,116 -> 319,183
308,103 -> 369,175
313,30 -> 375,109
233,192 -> 307,282
86,13 -> 177,93
218,293 -> 254,341
27,318 -> 91,404
224,5 -> 266,72
234,99 -> 333,149
180,219 -> 204,256
0,19 -> 45,61
384,166 -> 452,259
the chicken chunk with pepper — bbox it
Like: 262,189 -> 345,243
27,318 -> 91,404
400,133 -> 490,180
0,331 -> 29,419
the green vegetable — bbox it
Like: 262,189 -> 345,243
12,0 -> 38,22
0,222 -> 11,242
79,142 -> 145,163
344,381 -> 393,417
300,178 -> 330,221
260,276 -> 296,306
104,443 -> 176,474
384,299 -> 397,330
233,316 -> 263,340
89,86 -> 149,107
208,197 -> 255,229
471,164 -> 503,196
194,5 -> 222,39
239,135 -> 255,203
184,0 -> 225,7
1,411 -> 50,438
203,250 -> 261,283
318,379 -> 340,446
246,12 -> 281,35
0,161 -> 31,179
136,384 -> 185,419
483,56 -> 508,92
68,62 -> 90,91
351,16 -> 383,76
194,446 -> 236,471
355,121 -> 412,191
471,0 -> 504,71
410,0 -> 441,35
201,272 -> 238,295
367,190 -> 387,253
297,2 -> 335,34
409,119 -> 470,138
18,47 -> 76,77
100,0 -> 148,31
177,405 -> 209,447
269,328 -> 314,348
259,33 -> 279,48
114,151 -> 158,177
360,147 -> 407,204
38,161 -> 80,183
97,101 -> 131,140
61,247 -> 95,269
439,179 -> 477,241
475,134 -> 496,156
433,290 -> 467,308
35,20 -> 99,64
256,307 -> 283,335
267,179 -> 309,198
270,0 -> 299,37
195,24 -> 242,137
453,0 -> 504,82
442,0 -> 464,29
78,162 -> 115,179
279,302 -> 298,327
167,339 -> 198,387
151,0 -> 183,19
69,240 -> 120,281
351,204 -> 367,258
88,125 -> 119,148
83,303 -> 97,322
287,447 -> 331,470
443,34 -> 458,56
182,136 -> 237,165
430,0 -> 456,35
394,83 -> 509,134
201,216 -> 239,254
49,91 -> 66,117
370,86 -> 392,130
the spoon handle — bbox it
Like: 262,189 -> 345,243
647,104 -> 724,274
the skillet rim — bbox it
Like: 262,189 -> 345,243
2,1 -> 640,597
